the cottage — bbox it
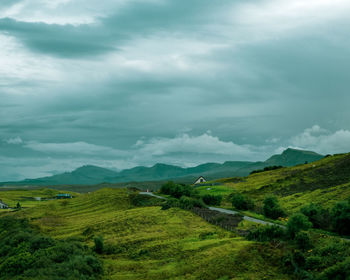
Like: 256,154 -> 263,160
56,194 -> 72,199
194,176 -> 207,185
0,200 -> 9,209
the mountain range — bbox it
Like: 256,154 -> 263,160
1,148 -> 324,186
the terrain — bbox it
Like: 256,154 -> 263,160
0,188 -> 290,279
0,151 -> 349,280
1,148 -> 323,187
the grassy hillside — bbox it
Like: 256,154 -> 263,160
199,153 -> 350,214
1,188 -> 292,280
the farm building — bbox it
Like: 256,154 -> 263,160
194,176 -> 207,185
56,194 -> 72,199
0,200 -> 9,209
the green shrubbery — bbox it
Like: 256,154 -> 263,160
300,203 -> 331,230
263,196 -> 286,219
301,199 -> 350,235
250,165 -> 283,175
201,194 -> 222,206
286,213 -> 312,238
247,225 -> 286,242
0,216 -> 103,279
331,200 -> 350,235
231,192 -> 254,210
159,181 -> 198,198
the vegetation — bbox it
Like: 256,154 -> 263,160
0,216 -> 102,280
250,165 -> 283,175
263,196 -> 286,219
231,192 -> 255,210
201,194 -> 222,206
0,188 -> 292,279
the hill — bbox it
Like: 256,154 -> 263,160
0,148 -> 324,186
199,152 -> 350,214
1,188 -> 291,279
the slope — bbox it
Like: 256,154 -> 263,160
4,188 -> 292,280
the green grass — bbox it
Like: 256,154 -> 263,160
206,153 -> 350,215
0,188 -> 79,208
1,188 -> 292,280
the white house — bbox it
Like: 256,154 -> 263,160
0,200 -> 9,209
194,176 -> 206,185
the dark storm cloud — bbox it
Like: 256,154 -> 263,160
1,0 -> 350,180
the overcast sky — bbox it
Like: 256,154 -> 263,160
1,0 -> 350,181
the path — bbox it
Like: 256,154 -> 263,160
140,192 -> 284,227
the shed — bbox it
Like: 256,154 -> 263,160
56,194 -> 72,199
194,176 -> 207,185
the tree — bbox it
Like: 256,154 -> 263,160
287,213 -> 312,238
331,201 -> 350,235
263,196 -> 286,219
300,203 -> 330,230
93,236 -> 104,254
16,202 -> 21,209
231,193 -> 254,210
202,194 -> 222,206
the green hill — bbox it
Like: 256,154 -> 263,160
203,152 -> 350,213
1,188 -> 291,279
1,149 -> 324,186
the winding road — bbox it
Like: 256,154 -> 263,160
139,192 -> 284,227
140,192 -> 349,242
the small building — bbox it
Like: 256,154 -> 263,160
56,194 -> 72,199
194,176 -> 207,185
0,200 -> 9,209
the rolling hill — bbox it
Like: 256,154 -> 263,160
0,148 -> 323,186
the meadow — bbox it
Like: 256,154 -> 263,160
0,188 -> 291,280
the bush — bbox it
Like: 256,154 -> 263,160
247,225 -> 286,242
286,213 -> 312,238
179,196 -> 205,210
231,193 -> 254,210
0,216 -> 102,279
93,236 -> 104,254
263,196 -> 286,219
300,203 -> 331,230
160,181 -> 198,199
202,194 -> 222,206
161,198 -> 180,210
331,200 -> 350,235
294,231 -> 313,251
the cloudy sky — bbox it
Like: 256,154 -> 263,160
1,0 -> 350,181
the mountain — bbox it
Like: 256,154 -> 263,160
0,148 -> 324,186
264,148 -> 324,166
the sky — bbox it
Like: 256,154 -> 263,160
1,0 -> 350,181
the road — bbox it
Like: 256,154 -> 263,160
139,192 -> 284,227
139,192 -> 349,241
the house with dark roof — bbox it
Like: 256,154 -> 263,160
194,176 -> 207,185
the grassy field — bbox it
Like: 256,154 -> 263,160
196,153 -> 350,214
0,188 -> 80,208
0,188 -> 292,280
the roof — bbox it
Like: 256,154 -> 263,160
57,194 -> 71,197
194,176 -> 206,183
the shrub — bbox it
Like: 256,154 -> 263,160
231,193 -> 254,210
286,213 -> 312,238
300,203 -> 331,230
0,216 -> 102,279
161,198 -> 180,210
93,236 -> 104,254
159,181 -> 197,199
179,196 -> 205,210
247,225 -> 286,242
202,194 -> 222,206
263,196 -> 286,219
294,231 -> 313,251
331,200 -> 350,235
